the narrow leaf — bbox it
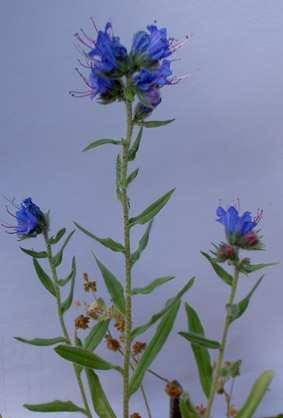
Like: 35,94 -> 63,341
24,400 -> 86,414
86,369 -> 116,418
129,299 -> 181,395
53,230 -> 75,268
132,276 -> 175,296
61,257 -> 76,314
57,256 -> 76,287
141,119 -> 175,128
243,262 -> 277,274
20,248 -> 47,258
184,304 -> 212,398
33,258 -> 56,297
129,188 -> 175,227
179,393 -> 198,418
131,221 -> 153,265
48,228 -> 66,245
93,254 -> 125,314
74,222 -> 124,253
15,336 -> 67,346
127,168 -> 139,186
179,331 -> 220,349
201,252 -> 233,286
131,277 -> 195,340
83,139 -> 121,152
235,370 -> 274,418
128,127 -> 143,161
54,345 -> 122,372
84,320 -> 110,352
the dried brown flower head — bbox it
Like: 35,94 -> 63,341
132,341 -> 146,355
228,405 -> 237,417
74,314 -> 90,330
87,300 -> 104,319
83,272 -> 97,292
106,337 -> 120,352
165,380 -> 183,398
196,404 -> 206,416
114,318 -> 125,333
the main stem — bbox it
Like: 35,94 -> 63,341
43,232 -> 92,418
204,266 -> 240,418
121,100 -> 134,418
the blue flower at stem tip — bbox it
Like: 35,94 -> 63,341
2,197 -> 47,239
216,205 -> 263,248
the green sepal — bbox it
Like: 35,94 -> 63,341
201,252 -> 233,286
131,220 -> 153,265
15,336 -> 67,346
33,258 -> 56,297
24,400 -> 87,414
139,119 -> 175,128
126,168 -> 139,186
132,276 -> 175,295
128,127 -> 143,161
60,257 -> 76,314
84,320 -> 110,352
53,230 -> 75,268
129,299 -> 181,396
74,222 -> 124,253
20,248 -> 47,258
48,228 -> 66,245
86,369 -> 116,418
83,139 -> 122,152
129,188 -> 175,227
179,331 -> 220,349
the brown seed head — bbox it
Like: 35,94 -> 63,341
132,341 -> 146,355
165,381 -> 183,398
196,404 -> 206,416
87,300 -> 104,319
228,405 -> 237,417
114,318 -> 125,333
84,281 -> 97,292
106,337 -> 120,352
74,314 -> 90,330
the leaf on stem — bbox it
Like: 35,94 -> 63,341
15,336 -> 67,346
20,248 -> 47,258
179,331 -> 220,349
179,392 -> 199,418
126,168 -> 139,186
86,369 -> 116,418
131,220 -> 153,265
140,119 -> 175,128
33,258 -> 56,297
74,222 -> 124,253
132,276 -> 175,295
128,127 -> 143,161
84,320 -> 110,352
201,252 -> 233,286
48,228 -> 66,245
53,230 -> 75,268
242,262 -> 277,274
57,256 -> 76,287
61,257 -> 76,314
83,139 -> 122,152
24,400 -> 87,414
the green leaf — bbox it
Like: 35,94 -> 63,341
132,276 -> 175,295
131,221 -> 153,265
15,336 -> 67,346
33,258 -> 56,297
86,369 -> 116,418
243,262 -> 277,274
201,252 -> 233,286
230,275 -> 264,323
128,127 -> 143,161
84,320 -> 110,352
131,277 -> 195,340
74,222 -> 124,253
61,257 -> 76,314
20,248 -> 47,258
127,168 -> 139,186
93,254 -> 125,314
179,331 -> 220,349
235,370 -> 274,418
54,345 -> 122,372
24,400 -> 87,414
57,256 -> 76,287
48,228 -> 66,245
116,154 -> 122,201
179,393 -> 198,418
141,119 -> 175,128
184,304 -> 212,398
53,230 -> 75,268
129,299 -> 181,395
83,139 -> 121,152
129,188 -> 175,227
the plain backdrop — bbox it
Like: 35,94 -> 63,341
0,1 -> 283,417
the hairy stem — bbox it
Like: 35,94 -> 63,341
204,266 -> 240,418
43,232 -> 92,418
121,99 -> 134,418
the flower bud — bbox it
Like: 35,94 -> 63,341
217,244 -> 236,262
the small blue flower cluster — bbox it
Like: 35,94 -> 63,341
71,20 -> 187,117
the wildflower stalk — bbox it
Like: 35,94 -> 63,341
43,231 -> 93,418
121,98 -> 134,418
204,266 -> 240,418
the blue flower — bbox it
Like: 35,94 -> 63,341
131,25 -> 171,64
133,60 -> 172,92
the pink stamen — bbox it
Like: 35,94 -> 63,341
254,209 -> 263,224
90,17 -> 99,33
5,206 -> 16,218
80,28 -> 95,44
74,33 -> 92,49
75,67 -> 92,88
69,90 -> 92,98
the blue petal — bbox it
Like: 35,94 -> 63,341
225,206 -> 239,233
131,31 -> 150,54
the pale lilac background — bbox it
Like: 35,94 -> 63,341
0,0 -> 283,417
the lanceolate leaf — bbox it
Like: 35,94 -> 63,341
132,276 -> 175,296
201,252 -> 233,286
57,256 -> 76,287
131,277 -> 195,340
230,275 -> 264,323
131,221 -> 153,265
242,262 -> 277,274
84,320 -> 110,352
129,299 -> 181,396
33,258 -> 56,297
129,188 -> 175,227
24,400 -> 87,414
184,303 -> 212,398
179,331 -> 220,349
53,230 -> 75,268
48,228 -> 66,245
83,139 -> 121,152
93,254 -> 125,314
54,345 -> 122,373
235,370 -> 274,418
15,336 -> 67,346
74,222 -> 124,253
127,168 -> 139,186
141,119 -> 175,128
179,393 -> 198,418
20,248 -> 47,258
61,257 -> 76,314
128,127 -> 143,161
86,369 -> 116,418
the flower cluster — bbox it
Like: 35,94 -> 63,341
70,20 -> 187,118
